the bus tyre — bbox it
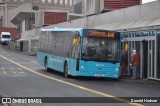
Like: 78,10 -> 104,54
44,58 -> 49,71
64,63 -> 69,78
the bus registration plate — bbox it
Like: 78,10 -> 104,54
95,74 -> 104,77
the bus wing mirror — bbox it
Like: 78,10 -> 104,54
67,52 -> 70,57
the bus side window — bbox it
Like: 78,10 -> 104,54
48,31 -> 54,53
38,31 -> 44,50
41,32 -> 47,51
55,32 -> 65,56
64,33 -> 73,57
51,31 -> 56,55
45,31 -> 50,52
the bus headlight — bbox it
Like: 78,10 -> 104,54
81,66 -> 84,70
116,68 -> 119,71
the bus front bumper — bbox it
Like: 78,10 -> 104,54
70,71 -> 119,79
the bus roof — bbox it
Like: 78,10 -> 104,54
41,27 -> 83,32
40,27 -> 121,33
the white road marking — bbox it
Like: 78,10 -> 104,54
18,71 -> 25,74
12,71 -> 17,75
11,74 -> 27,77
17,68 -> 22,70
3,71 -> 7,74
1,67 -> 5,70
10,68 -> 14,70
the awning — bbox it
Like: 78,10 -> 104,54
94,17 -> 160,30
17,35 -> 39,42
69,13 -> 85,20
10,12 -> 35,25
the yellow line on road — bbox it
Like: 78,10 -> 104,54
0,55 -> 144,106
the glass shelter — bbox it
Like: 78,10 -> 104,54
121,30 -> 160,80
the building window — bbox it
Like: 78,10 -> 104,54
48,0 -> 52,3
60,0 -> 63,5
20,0 -> 24,2
34,0 -> 38,3
13,0 -> 17,2
65,0 -> 68,5
69,0 -> 72,6
42,0 -> 45,3
54,0 -> 57,4
6,0 -> 10,2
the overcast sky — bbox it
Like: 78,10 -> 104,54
142,0 -> 157,4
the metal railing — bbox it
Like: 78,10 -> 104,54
8,40 -> 20,51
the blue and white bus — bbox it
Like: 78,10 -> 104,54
37,28 -> 121,78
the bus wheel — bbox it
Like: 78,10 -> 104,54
44,58 -> 49,71
64,63 -> 69,78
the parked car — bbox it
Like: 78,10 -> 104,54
0,32 -> 11,45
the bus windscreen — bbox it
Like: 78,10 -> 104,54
82,30 -> 120,62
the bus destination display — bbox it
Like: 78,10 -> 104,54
86,30 -> 120,39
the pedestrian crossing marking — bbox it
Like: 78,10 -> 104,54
0,67 -> 26,76
11,74 -> 27,77
1,67 -> 5,70
0,67 -> 23,71
12,71 -> 17,75
17,68 -> 22,70
3,71 -> 7,74
18,72 -> 25,74
9,68 -> 14,70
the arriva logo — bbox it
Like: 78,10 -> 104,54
49,58 -> 63,63
96,64 -> 104,67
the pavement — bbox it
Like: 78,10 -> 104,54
122,77 -> 160,86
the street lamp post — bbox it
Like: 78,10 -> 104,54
0,16 -> 3,27
0,0 -> 8,27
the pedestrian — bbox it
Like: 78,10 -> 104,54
122,50 -> 128,74
131,50 -> 140,79
121,51 -> 128,75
